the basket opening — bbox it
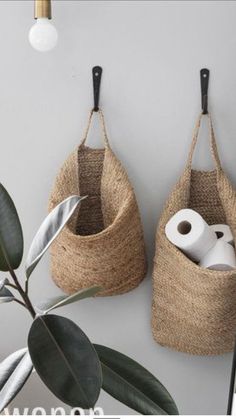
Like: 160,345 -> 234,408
76,147 -> 105,236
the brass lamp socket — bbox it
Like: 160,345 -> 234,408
34,0 -> 52,20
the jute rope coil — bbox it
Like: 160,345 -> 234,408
49,109 -> 147,296
152,114 -> 236,355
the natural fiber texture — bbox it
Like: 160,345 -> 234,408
152,114 -> 236,355
49,109 -> 147,296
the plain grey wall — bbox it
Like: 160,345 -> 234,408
0,0 -> 236,415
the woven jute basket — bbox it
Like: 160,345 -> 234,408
49,109 -> 147,296
152,114 -> 236,355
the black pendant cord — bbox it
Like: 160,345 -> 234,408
227,339 -> 236,414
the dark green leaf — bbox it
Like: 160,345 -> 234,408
94,344 -> 179,415
25,195 -> 87,279
36,286 -> 102,314
28,314 -> 102,408
0,184 -> 23,271
0,287 -> 14,303
0,349 -> 33,412
0,278 -> 9,291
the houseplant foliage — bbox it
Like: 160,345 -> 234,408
0,183 -> 179,415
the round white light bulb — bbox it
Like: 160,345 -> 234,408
29,17 -> 58,52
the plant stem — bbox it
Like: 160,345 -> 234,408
14,298 -> 27,308
7,283 -> 19,290
7,282 -> 28,308
9,269 -> 36,318
25,277 -> 29,295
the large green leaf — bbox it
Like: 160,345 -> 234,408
0,184 -> 23,271
94,344 -> 179,415
28,315 -> 102,408
0,349 -> 33,412
25,195 -> 87,279
36,285 -> 101,314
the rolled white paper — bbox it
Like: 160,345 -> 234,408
165,209 -> 217,262
199,240 -> 236,271
210,224 -> 234,245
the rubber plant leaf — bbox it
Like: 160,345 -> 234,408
36,285 -> 101,314
28,314 -> 102,409
0,286 -> 14,303
0,184 -> 23,271
0,278 -> 9,291
94,344 -> 179,415
25,195 -> 86,279
0,348 -> 27,390
0,350 -> 33,412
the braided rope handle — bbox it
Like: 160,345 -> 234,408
186,113 -> 221,171
80,109 -> 109,148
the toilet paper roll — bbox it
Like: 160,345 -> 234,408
165,209 -> 217,262
199,240 -> 236,271
210,224 -> 234,245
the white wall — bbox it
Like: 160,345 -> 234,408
0,0 -> 236,414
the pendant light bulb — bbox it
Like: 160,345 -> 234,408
29,18 -> 58,52
29,0 -> 58,52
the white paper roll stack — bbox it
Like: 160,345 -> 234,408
165,209 -> 236,271
199,240 -> 236,271
165,209 -> 217,262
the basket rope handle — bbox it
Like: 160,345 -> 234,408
186,113 -> 221,171
80,109 -> 109,148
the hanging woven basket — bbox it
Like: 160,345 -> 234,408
152,114 -> 236,355
49,110 -> 147,296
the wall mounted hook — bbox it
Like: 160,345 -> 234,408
92,66 -> 102,112
200,68 -> 209,114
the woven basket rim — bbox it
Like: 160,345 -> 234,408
63,192 -> 133,241
154,234 -> 236,279
78,144 -> 108,152
64,213 -> 126,241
